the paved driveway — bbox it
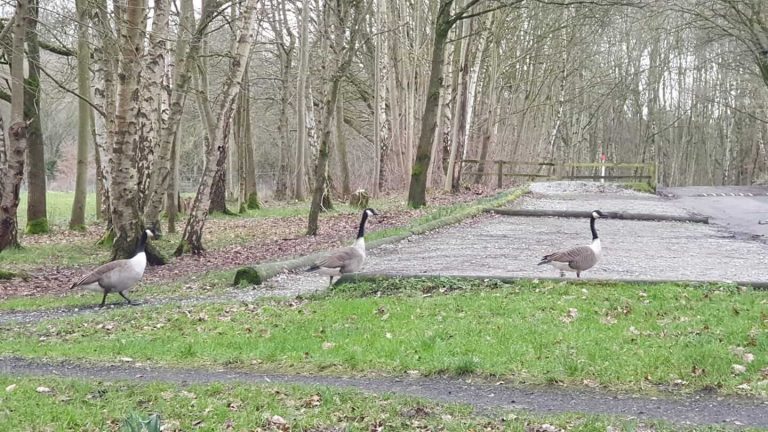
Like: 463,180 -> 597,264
660,185 -> 768,238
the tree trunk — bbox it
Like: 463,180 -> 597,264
137,0 -> 169,214
23,0 -> 47,234
335,94 -> 351,197
89,0 -> 116,227
110,0 -> 145,260
242,73 -> 260,209
176,0 -> 257,255
0,0 -> 27,252
270,0 -> 295,201
475,35 -> 499,184
445,14 -> 472,192
167,131 -> 180,233
294,0 -> 310,201
408,1 -> 453,208
70,0 -> 90,231
194,50 -> 229,214
307,0 -> 364,235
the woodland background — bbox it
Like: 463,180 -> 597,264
1,0 -> 768,260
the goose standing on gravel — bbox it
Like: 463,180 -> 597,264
538,210 -> 605,278
306,208 -> 379,287
70,229 -> 154,307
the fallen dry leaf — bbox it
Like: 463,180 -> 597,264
269,415 -> 289,431
5,384 -> 16,392
560,308 -> 578,323
732,364 -> 747,375
525,424 -> 563,432
322,342 -> 335,350
303,394 -> 322,408
35,386 -> 52,394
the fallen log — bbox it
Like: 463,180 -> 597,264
335,273 -> 768,290
485,208 -> 709,224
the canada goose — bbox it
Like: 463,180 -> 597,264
70,229 -> 154,307
538,210 -> 605,278
306,208 -> 379,286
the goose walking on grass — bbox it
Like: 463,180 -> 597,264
306,208 -> 379,287
538,210 -> 604,278
70,229 -> 154,307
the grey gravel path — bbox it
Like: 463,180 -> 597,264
3,356 -> 767,429
271,181 -> 768,289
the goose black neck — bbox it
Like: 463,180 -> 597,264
357,212 -> 369,239
135,232 -> 148,254
590,216 -> 598,241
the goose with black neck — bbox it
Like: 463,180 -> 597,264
306,208 -> 379,287
538,210 -> 604,278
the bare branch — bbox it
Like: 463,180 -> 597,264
38,65 -> 106,118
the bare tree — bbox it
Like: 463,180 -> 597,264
408,0 -> 517,208
70,0 -> 90,231
269,0 -> 296,201
0,0 -> 27,251
24,0 -> 47,234
176,0 -> 259,255
143,0 -> 229,234
109,0 -> 145,259
307,0 -> 369,235
294,0 -> 311,201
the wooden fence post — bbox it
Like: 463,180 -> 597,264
496,161 -> 504,189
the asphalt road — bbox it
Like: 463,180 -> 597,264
660,185 -> 768,238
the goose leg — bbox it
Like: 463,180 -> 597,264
119,292 -> 133,305
99,292 -> 108,308
328,276 -> 334,287
576,271 -> 581,278
559,271 -> 565,278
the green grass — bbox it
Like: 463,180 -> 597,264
18,191 -> 100,230
0,375 -> 723,432
0,239 -> 110,270
621,182 -> 656,194
2,279 -> 766,395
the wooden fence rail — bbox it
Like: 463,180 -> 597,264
462,160 -> 656,189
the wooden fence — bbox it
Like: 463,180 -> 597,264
462,160 -> 656,188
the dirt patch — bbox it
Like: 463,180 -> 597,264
1,356 -> 765,428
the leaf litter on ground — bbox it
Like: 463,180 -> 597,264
0,189 -> 494,300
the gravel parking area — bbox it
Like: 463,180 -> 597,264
265,181 -> 768,291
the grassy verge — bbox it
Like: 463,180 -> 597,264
2,279 -> 766,395
0,375 -> 707,432
367,187 -> 528,243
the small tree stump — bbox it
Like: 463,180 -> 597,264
350,189 -> 369,209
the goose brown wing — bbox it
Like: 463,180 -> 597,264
313,247 -> 363,272
70,260 -> 126,289
541,245 -> 596,270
